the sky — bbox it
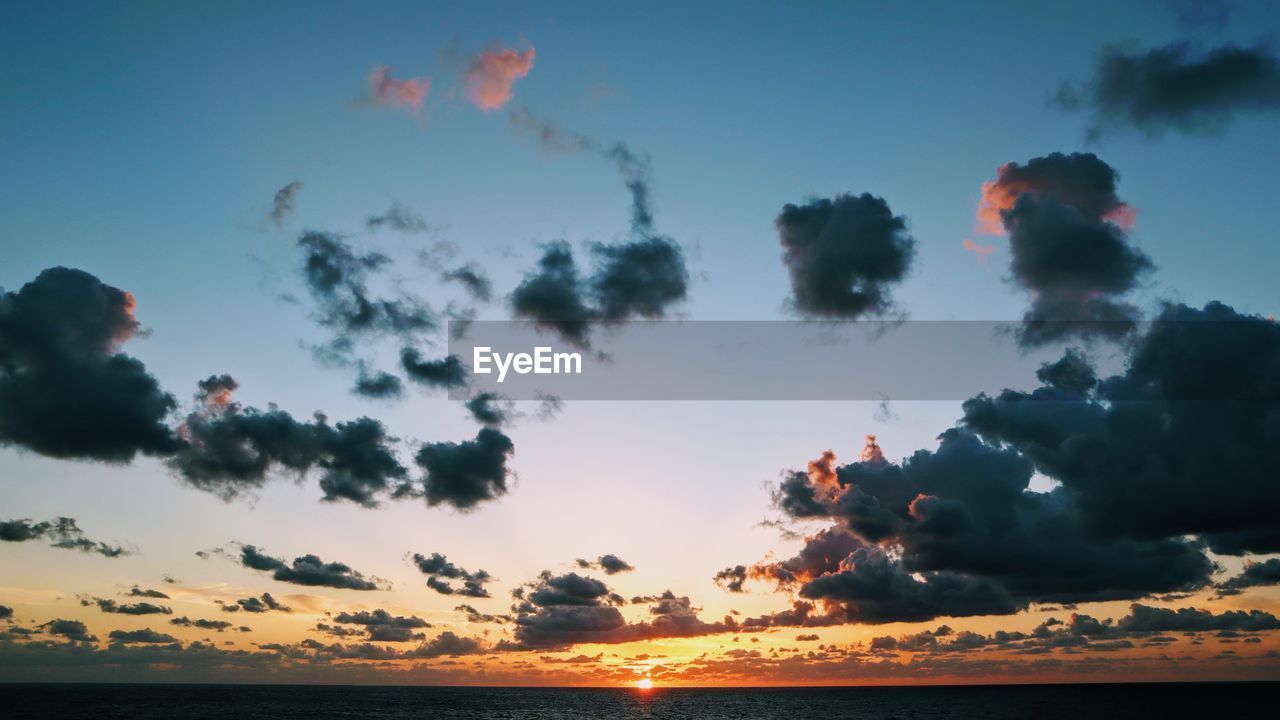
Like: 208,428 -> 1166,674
3,0 -> 1280,687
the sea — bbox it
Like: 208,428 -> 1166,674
0,682 -> 1272,719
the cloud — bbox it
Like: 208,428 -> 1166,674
713,565 -> 749,593
219,593 -> 291,614
170,376 -> 408,507
406,428 -> 515,510
465,392 -> 513,427
504,571 -> 736,650
977,152 -> 1134,234
0,267 -> 179,462
411,552 -> 494,598
366,202 -> 431,233
353,368 -> 404,400
576,555 -> 635,575
237,545 -> 385,591
441,265 -> 493,303
1218,559 -> 1280,595
508,110 -> 689,347
368,66 -> 430,112
754,427 -> 1213,623
510,235 -> 689,349
328,609 -> 430,642
108,628 -> 178,645
509,242 -> 595,346
590,236 -> 689,323
1057,41 -> 1280,138
465,46 -> 535,111
37,619 -> 97,643
456,604 -> 510,624
296,231 -> 437,363
734,298 -> 1280,625
977,153 -> 1151,345
0,517 -> 130,558
400,349 -> 466,389
961,238 -> 996,263
82,597 -> 172,616
169,617 -> 236,632
127,586 -> 170,599
270,181 -> 304,225
963,301 -> 1280,554
775,193 -> 917,319
720,525 -> 865,593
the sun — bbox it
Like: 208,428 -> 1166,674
634,678 -> 653,690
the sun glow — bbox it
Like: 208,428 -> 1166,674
635,678 -> 653,690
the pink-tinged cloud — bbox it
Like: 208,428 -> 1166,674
962,238 -> 996,262
368,65 -> 431,112
976,157 -> 1137,235
464,46 -> 535,111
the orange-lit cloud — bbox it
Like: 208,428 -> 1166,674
807,449 -> 838,486
368,65 -> 431,112
857,435 -> 885,464
976,161 -> 1137,235
464,46 -> 535,111
962,238 -> 996,262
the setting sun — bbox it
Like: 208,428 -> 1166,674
635,678 -> 654,690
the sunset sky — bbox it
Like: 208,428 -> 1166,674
4,0 -> 1280,687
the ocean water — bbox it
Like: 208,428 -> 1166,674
0,682 -> 1271,719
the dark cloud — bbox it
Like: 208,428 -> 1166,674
456,604 -> 510,624
0,517 -> 130,558
170,376 -> 407,507
1118,604 -> 1280,633
442,265 -> 493,303
411,552 -> 494,598
0,605 -> 12,620
296,231 -> 436,364
503,571 -> 735,650
366,202 -> 430,233
127,586 -> 170,599
270,181 -> 304,225
775,193 -> 916,319
409,631 -> 486,659
465,392 -> 513,427
82,597 -> 172,616
509,242 -> 595,346
576,554 -> 635,575
758,431 -> 1212,623
330,609 -> 430,642
399,349 -> 466,389
508,109 -> 689,347
353,368 -> 404,400
713,565 -> 749,593
979,153 -> 1151,345
219,593 -> 291,614
237,545 -> 385,591
963,301 -> 1280,553
1217,559 -> 1280,595
108,628 -> 178,645
407,428 -> 515,510
589,235 -> 688,323
0,267 -> 179,462
743,298 -> 1280,626
37,619 -> 96,643
169,617 -> 235,632
1057,41 -> 1280,138
796,546 -> 1021,624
